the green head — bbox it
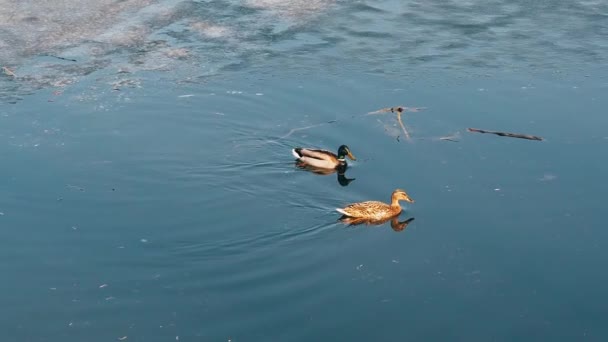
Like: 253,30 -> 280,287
337,145 -> 356,161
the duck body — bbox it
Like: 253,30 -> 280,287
337,200 -> 402,220
336,189 -> 414,220
291,145 -> 356,170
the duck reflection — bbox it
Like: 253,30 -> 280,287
295,162 -> 356,186
339,215 -> 415,232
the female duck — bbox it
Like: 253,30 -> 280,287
336,189 -> 414,221
291,145 -> 356,170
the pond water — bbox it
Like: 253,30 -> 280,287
1,0 -> 608,341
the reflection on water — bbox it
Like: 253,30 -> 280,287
339,215 -> 416,232
295,162 -> 356,187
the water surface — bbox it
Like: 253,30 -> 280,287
1,0 -> 608,341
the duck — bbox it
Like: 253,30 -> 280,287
291,145 -> 356,170
336,189 -> 414,221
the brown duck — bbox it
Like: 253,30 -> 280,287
336,189 -> 414,221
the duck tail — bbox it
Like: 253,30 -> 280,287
291,148 -> 302,159
335,208 -> 349,216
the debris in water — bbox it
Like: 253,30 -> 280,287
278,120 -> 337,140
178,94 -> 195,98
2,66 -> 16,77
165,48 -> 190,59
99,284 -> 108,289
111,78 -> 141,91
367,106 -> 425,115
540,173 -> 557,182
367,106 -> 425,141
393,109 -> 410,140
467,128 -> 543,141
40,54 -> 77,62
377,119 -> 402,141
118,337 -> 128,341
67,184 -> 85,191
439,132 -> 460,142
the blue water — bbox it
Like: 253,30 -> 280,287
2,1 -> 608,341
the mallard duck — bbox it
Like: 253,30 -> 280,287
336,189 -> 414,220
291,145 -> 356,170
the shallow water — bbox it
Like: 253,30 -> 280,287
2,0 -> 608,341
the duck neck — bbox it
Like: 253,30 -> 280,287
390,195 -> 401,208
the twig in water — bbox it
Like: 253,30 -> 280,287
395,108 -> 411,140
439,137 -> 459,142
40,54 -> 78,62
439,132 -> 460,142
368,106 -> 425,141
2,66 -> 16,77
234,120 -> 338,148
467,128 -> 543,141
366,106 -> 425,115
279,120 -> 337,139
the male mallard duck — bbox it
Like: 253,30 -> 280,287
336,189 -> 414,221
291,145 -> 356,170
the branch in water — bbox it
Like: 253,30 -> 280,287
366,106 -> 426,115
2,66 -> 16,77
367,105 -> 425,141
41,54 -> 78,62
395,109 -> 411,140
467,128 -> 543,141
279,120 -> 337,139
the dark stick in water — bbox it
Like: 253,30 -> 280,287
40,54 -> 78,62
467,128 -> 543,141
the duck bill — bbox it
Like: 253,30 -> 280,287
347,151 -> 356,161
405,198 -> 415,203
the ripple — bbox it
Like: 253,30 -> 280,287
3,0 -> 607,103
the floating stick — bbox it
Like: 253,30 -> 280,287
467,128 -> 543,141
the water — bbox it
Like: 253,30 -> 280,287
2,0 -> 608,341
